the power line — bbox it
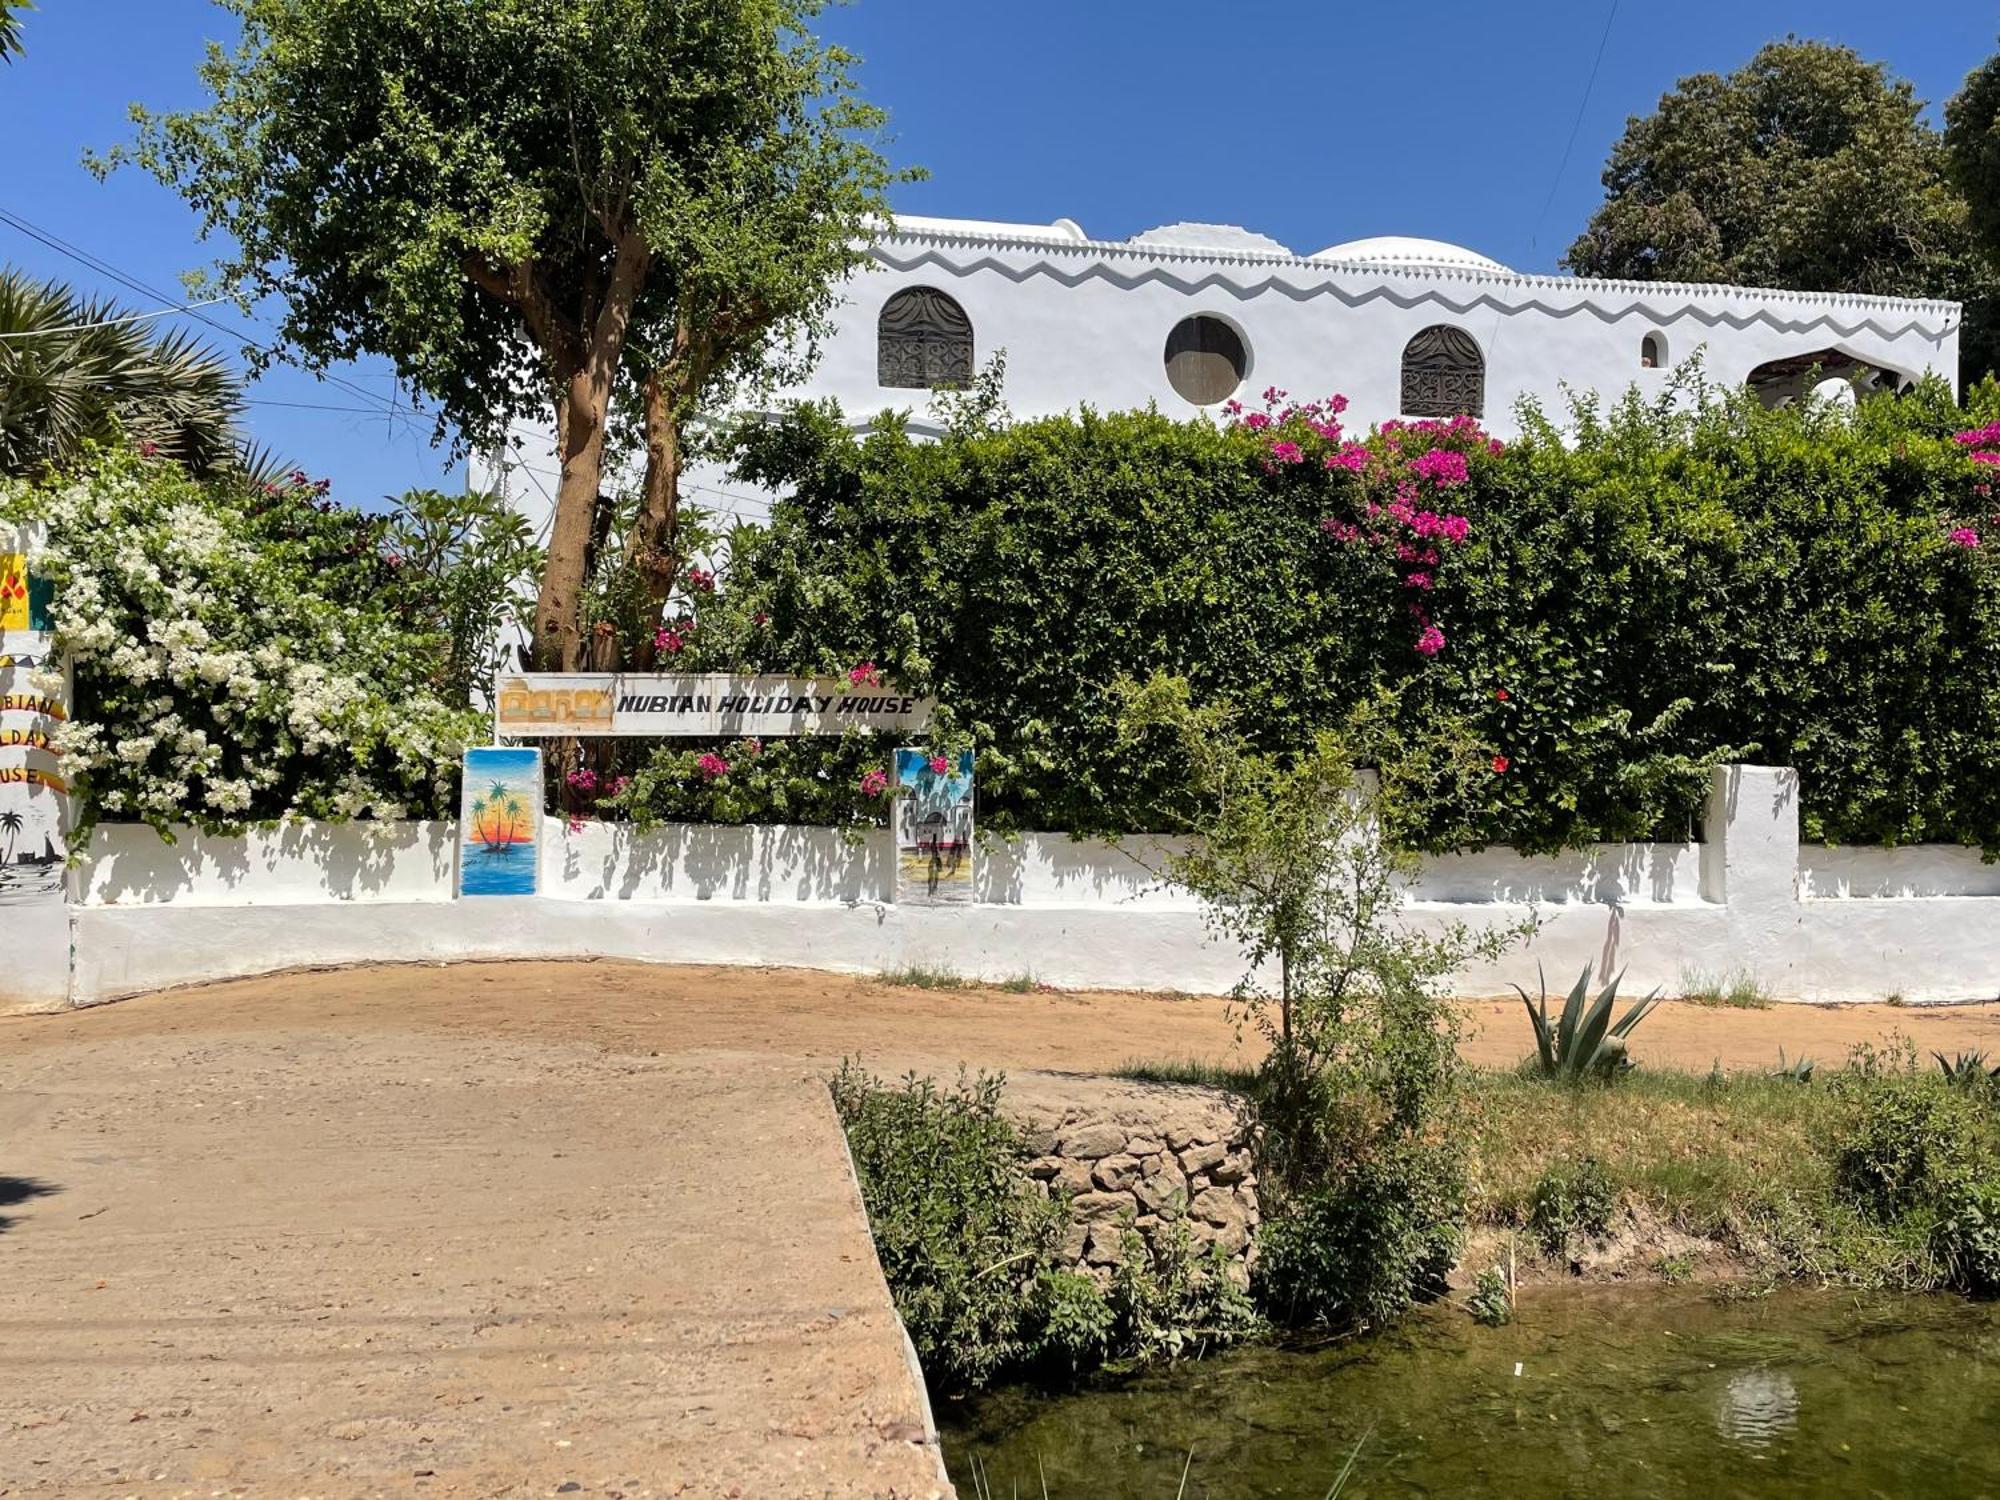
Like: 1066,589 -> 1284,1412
0,294 -> 233,340
0,204 -> 425,433
1530,0 -> 1620,257
243,397 -> 402,415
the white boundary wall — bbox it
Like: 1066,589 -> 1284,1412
34,766 -> 2000,1012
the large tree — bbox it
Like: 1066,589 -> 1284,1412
1947,41 -> 2000,284
113,0 -> 904,668
1565,40 -> 1996,381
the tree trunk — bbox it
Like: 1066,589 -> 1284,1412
523,235 -> 651,670
532,363 -> 611,669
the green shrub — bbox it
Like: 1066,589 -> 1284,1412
1107,1219 -> 1262,1363
1465,1265 -> 1514,1325
687,376 -> 2000,851
830,1062 -> 1260,1390
1253,1140 -> 1465,1330
830,1062 -> 1075,1391
1814,1056 -> 2000,1294
1527,1155 -> 1618,1254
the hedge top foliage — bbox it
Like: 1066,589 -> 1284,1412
683,371 -> 2000,854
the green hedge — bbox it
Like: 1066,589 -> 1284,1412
667,378 -> 2000,853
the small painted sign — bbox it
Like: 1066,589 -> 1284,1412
894,747 -> 974,906
458,746 -> 541,897
0,531 -> 65,907
493,673 -> 932,738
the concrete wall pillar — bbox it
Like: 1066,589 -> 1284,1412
1702,764 -> 1801,987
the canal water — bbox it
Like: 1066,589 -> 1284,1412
940,1288 -> 2000,1497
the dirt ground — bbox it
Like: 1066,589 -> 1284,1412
14,958 -> 1993,1075
5,959 -> 2000,1498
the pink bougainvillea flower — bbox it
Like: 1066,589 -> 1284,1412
753,611 -> 771,627
566,815 -> 586,834
606,776 -> 631,798
1269,440 -> 1305,465
1404,571 -> 1434,591
696,752 -> 730,779
1243,411 -> 1272,431
565,768 -> 599,792
928,754 -> 950,776
849,661 -> 882,687
1949,526 -> 1982,549
654,627 -> 685,653
686,566 -> 716,593
860,768 -> 889,798
1410,448 -> 1470,487
1415,625 -> 1447,657
1492,755 -> 1510,774
137,440 -> 159,457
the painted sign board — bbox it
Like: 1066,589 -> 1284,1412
1,531 -> 67,921
458,746 -> 541,896
494,673 -> 932,738
894,747 -> 974,906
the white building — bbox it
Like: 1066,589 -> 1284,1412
480,214 -> 1963,534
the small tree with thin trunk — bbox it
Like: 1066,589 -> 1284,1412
106,0 -> 907,667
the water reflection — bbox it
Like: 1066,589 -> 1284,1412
1715,1368 -> 1799,1449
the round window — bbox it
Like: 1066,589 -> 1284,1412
1164,315 -> 1248,405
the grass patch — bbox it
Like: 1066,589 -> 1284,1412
1676,967 -> 1774,1009
1113,1056 -> 1262,1096
878,963 -> 971,991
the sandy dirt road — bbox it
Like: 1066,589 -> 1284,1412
0,1009 -> 948,1498
5,959 -> 2000,1498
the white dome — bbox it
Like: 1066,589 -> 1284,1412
1309,236 -> 1511,273
1128,222 -> 1293,256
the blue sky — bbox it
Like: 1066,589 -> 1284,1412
2,0 -> 1993,505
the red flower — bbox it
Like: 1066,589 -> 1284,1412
1492,755 -> 1510,774
928,754 -> 949,776
1495,688 -> 1510,702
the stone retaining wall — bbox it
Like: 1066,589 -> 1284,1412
1002,1074 -> 1260,1284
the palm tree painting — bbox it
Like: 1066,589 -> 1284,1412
0,807 -> 22,864
458,747 -> 541,896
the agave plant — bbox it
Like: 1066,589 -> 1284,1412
1515,963 -> 1662,1080
1771,1048 -> 1817,1083
1934,1050 -> 1999,1088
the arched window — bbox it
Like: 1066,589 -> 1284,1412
1163,314 -> 1249,405
1400,325 -> 1484,418
877,287 -> 974,389
1641,332 -> 1666,369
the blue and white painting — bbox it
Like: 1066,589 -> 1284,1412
458,746 -> 541,897
894,747 -> 974,905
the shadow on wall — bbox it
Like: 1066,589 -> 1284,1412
0,1175 -> 58,1235
972,834 -> 1185,906
1413,843 -> 1704,906
560,823 -> 895,903
84,822 -> 455,905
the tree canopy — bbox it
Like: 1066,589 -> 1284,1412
111,0 -> 908,668
1947,41 -> 2000,282
1565,39 -> 1997,381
